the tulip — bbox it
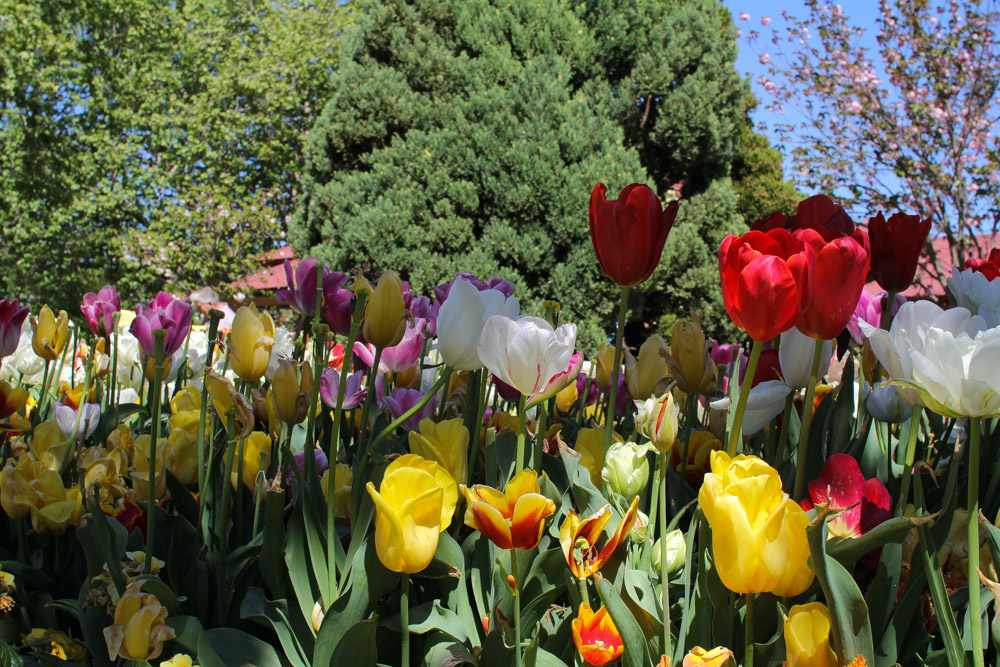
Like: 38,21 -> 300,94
355,318 -> 426,373
170,385 -> 201,415
572,602 -> 624,666
623,335 -> 670,400
53,401 -> 101,440
784,602 -> 837,667
0,380 -> 28,433
103,581 -> 176,661
718,228 -> 814,342
28,420 -> 72,470
80,285 -> 121,338
555,380 -> 579,412
683,646 -> 735,667
635,391 -> 678,454
801,454 -> 891,539
363,271 -> 407,348
589,183 -> 679,287
0,299 -> 29,359
461,469 -> 556,550
779,327 -> 833,390
31,305 -> 69,362
19,470 -> 83,534
664,316 -> 717,396
948,265 -> 1000,328
478,316 -> 576,402
321,282 -> 355,336
594,344 -> 618,394
382,387 -> 437,431
560,498 -> 639,579
130,435 -> 168,500
366,454 -> 456,573
231,431 -> 272,491
967,247 -> 1000,281
793,228 -> 871,341
868,211 -> 931,293
408,417 -> 470,487
0,455 -> 44,519
130,293 -> 193,358
205,371 -> 255,439
322,463 -> 353,519
276,258 -> 332,316
602,441 -> 651,503
160,654 -> 196,667
271,359 -> 311,425
574,427 -> 621,489
698,451 -> 813,596
670,430 -> 721,486
229,305 -> 276,383
319,368 -> 366,410
864,382 -> 912,423
166,428 -> 199,486
652,529 -> 686,576
437,276 -> 520,370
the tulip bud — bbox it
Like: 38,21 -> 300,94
271,359 -> 311,425
602,441 -> 651,503
103,581 -> 176,662
624,335 -> 669,400
31,305 -> 69,362
230,304 -> 276,383
652,529 -> 686,576
663,315 -> 716,395
865,382 -> 912,423
635,392 -> 678,454
783,602 -> 837,667
363,271 -> 407,348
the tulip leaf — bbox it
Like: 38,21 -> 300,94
423,636 -> 478,666
294,494 -> 331,607
825,516 -> 915,568
260,490 -> 289,600
198,628 -> 283,667
806,517 -> 874,665
330,618 -> 377,666
240,587 -> 313,667
166,614 -> 204,653
0,640 -> 22,667
830,359 -> 857,454
595,574 -> 651,667
386,599 -> 469,642
430,531 -> 482,643
78,606 -> 114,667
285,507 -> 321,629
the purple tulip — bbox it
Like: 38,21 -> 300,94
130,292 -> 194,357
491,375 -> 522,403
434,272 -> 515,303
321,272 -> 353,336
354,320 -> 426,373
0,299 -> 29,359
277,258 -> 342,317
411,296 -> 439,337
80,285 -> 121,337
709,342 -> 741,367
320,368 -> 367,410
574,372 -> 599,407
381,387 -> 436,431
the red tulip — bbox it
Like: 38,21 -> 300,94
718,228 -> 814,342
589,183 -> 679,287
800,453 -> 890,539
868,211 -> 931,292
793,228 -> 870,341
966,247 -> 1000,281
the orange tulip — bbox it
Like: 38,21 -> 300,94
683,646 -> 734,667
560,497 -> 639,579
461,470 -> 555,550
572,602 -> 623,666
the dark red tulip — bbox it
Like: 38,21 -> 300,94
589,183 -> 679,287
800,453 -> 890,539
718,228 -> 814,342
0,299 -> 29,359
868,211 -> 931,292
966,248 -> 1000,281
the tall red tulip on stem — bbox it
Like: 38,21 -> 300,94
718,228 -> 814,455
868,211 -> 931,294
589,183 -> 678,458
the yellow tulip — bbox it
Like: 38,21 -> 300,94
160,653 -> 196,667
671,430 -> 722,485
22,628 -> 87,662
271,359 -> 310,425
229,305 -> 276,382
555,380 -> 579,413
594,345 -> 617,392
784,602 -> 837,667
365,454 -> 456,573
698,451 -> 813,596
130,435 -> 168,500
166,428 -> 199,486
574,427 -> 621,489
322,463 -> 354,519
0,455 -> 44,519
624,335 -> 670,400
408,417 -> 470,487
170,386 -> 202,415
0,380 -> 28,432
168,409 -> 201,437
683,646 -> 735,667
205,371 -> 254,438
28,420 -> 72,471
20,470 -> 83,534
103,581 -> 176,662
31,305 -> 69,362
662,315 -> 716,396
231,431 -> 272,492
363,271 -> 407,348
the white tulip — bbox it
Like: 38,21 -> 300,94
949,268 -> 1000,326
709,380 -> 792,436
477,315 -> 575,400
778,327 -> 833,390
863,382 -> 912,423
437,277 -> 519,370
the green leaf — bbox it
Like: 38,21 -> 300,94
595,574 -> 651,667
331,619 -> 377,666
200,628 -> 283,667
240,587 -> 313,667
166,615 -> 204,654
387,600 -> 468,642
826,517 -> 915,568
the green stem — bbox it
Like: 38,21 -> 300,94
145,331 -> 166,568
745,592 -> 755,667
251,469 -> 265,536
897,407 -> 923,514
511,549 -> 522,667
726,339 -> 763,457
400,574 -> 410,667
603,286 -> 630,456
219,411 -> 238,564
679,393 -> 698,483
577,577 -> 589,607
357,346 -> 384,454
197,311 -> 223,539
515,395 -> 527,474
532,399 -> 549,473
792,338 -> 825,501
969,416 -> 984,667
659,453 -> 671,658
306,325 -> 329,477
468,370 -> 489,485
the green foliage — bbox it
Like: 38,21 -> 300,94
731,95 -> 801,226
291,0 -> 749,348
0,0 -> 351,312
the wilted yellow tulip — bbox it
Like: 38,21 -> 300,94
31,305 -> 69,362
22,628 -> 87,662
103,581 -> 176,662
229,305 -> 276,383
130,435 -> 168,500
635,391 -> 678,454
0,455 -> 44,519
28,420 -> 72,471
784,603 -> 837,667
21,470 -> 83,534
168,409 -> 201,438
683,646 -> 735,667
231,431 -> 272,492
366,454 -> 456,573
205,371 -> 254,438
594,345 -> 617,392
408,417 -> 470,487
574,427 -> 622,489
322,463 -> 353,519
624,335 -> 670,400
363,271 -> 407,348
271,359 -> 311,425
166,428 -> 199,486
698,451 -> 813,596
671,430 -> 722,486
662,315 -> 716,395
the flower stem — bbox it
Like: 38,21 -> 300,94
726,339 -> 763,457
197,310 -> 223,540
533,399 -> 548,473
896,406 -> 923,514
400,574 -> 410,667
468,370 -> 489,485
659,453 -> 671,658
745,592 -> 755,667
511,549 -> 522,667
969,416 -> 984,667
679,392 -> 698,483
305,324 -> 329,480
145,330 -> 166,569
792,338 -> 825,501
357,346 -> 383,454
603,286 -> 630,456
516,395 -> 527,473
